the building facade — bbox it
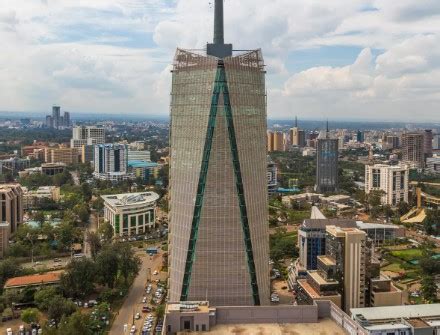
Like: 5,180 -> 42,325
102,192 -> 159,236
426,156 -> 440,175
93,144 -> 133,182
401,132 -> 425,168
70,126 -> 105,149
424,129 -> 433,158
316,129 -> 339,193
365,164 -> 409,206
127,150 -> 151,162
45,106 -> 70,129
169,1 -> 269,306
0,222 -> 9,258
0,184 -> 23,234
45,147 -> 79,165
267,156 -> 278,196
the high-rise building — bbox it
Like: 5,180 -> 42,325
127,150 -> 151,162
45,147 -> 79,165
45,106 -> 71,129
52,106 -> 61,128
382,135 -> 400,150
433,134 -> 440,150
315,123 -> 339,193
424,129 -> 433,158
267,156 -> 277,196
93,144 -> 133,182
290,118 -> 306,147
267,131 -> 275,152
169,0 -> 269,306
71,126 -> 105,149
426,156 -> 440,175
273,131 -> 285,151
0,184 -> 23,234
365,164 -> 409,206
356,130 -> 364,143
0,222 -> 10,258
401,132 -> 425,168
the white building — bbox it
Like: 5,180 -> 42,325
102,192 -> 160,236
365,164 -> 409,206
71,126 -> 105,149
426,156 -> 440,175
93,144 -> 134,182
127,150 -> 151,162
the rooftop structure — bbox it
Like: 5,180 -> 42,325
351,304 -> 440,321
4,271 -> 63,290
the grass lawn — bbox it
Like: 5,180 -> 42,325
382,262 -> 404,273
390,249 -> 423,262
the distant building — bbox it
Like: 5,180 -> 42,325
357,130 -> 365,143
290,117 -> 306,147
102,192 -> 159,236
127,150 -> 151,162
383,135 -> 400,150
45,106 -> 70,129
267,156 -> 277,196
93,144 -> 133,182
0,222 -> 10,258
0,157 -> 30,174
81,145 -> 95,165
70,126 -> 105,149
128,161 -> 159,182
267,131 -> 275,152
41,163 -> 66,176
433,135 -> 440,150
424,129 -> 433,158
426,156 -> 440,175
315,125 -> 339,193
401,132 -> 425,168
0,184 -> 23,234
365,164 -> 409,206
45,147 -> 79,165
274,131 -> 285,151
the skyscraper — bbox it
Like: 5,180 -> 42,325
316,123 -> 339,193
401,132 -> 425,168
424,129 -> 433,158
93,144 -> 132,182
169,0 -> 269,306
290,117 -> 306,147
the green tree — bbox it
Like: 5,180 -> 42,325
58,311 -> 93,335
34,287 -> 58,312
96,246 -> 119,288
421,276 -> 438,302
61,258 -> 96,299
86,231 -> 101,259
47,296 -> 77,325
424,209 -> 440,235
33,211 -> 46,225
73,203 -> 90,224
21,308 -> 39,325
0,259 -> 23,294
398,202 -> 411,216
98,221 -> 113,243
116,243 -> 141,284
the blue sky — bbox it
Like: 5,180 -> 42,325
1,0 -> 440,121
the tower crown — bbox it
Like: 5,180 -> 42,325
207,0 -> 233,58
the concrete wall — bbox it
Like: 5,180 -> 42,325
215,305 -> 318,324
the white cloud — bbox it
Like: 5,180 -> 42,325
0,0 -> 440,120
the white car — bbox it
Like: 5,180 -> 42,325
142,297 -> 147,303
135,313 -> 141,320
130,325 -> 136,334
6,328 -> 12,335
153,270 -> 159,275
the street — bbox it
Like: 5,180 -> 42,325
109,247 -> 165,335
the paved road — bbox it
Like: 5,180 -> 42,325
84,212 -> 99,258
109,249 -> 164,335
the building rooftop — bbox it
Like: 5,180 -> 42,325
4,271 -> 63,289
206,318 -> 346,335
302,219 -> 357,230
166,301 -> 210,313
308,270 -> 338,286
356,221 -> 401,230
318,255 -> 336,266
102,192 -> 159,207
351,304 -> 440,321
128,161 -> 158,168
310,206 -> 326,219
405,318 -> 431,328
364,323 -> 410,331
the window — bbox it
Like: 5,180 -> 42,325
196,325 -> 199,331
202,325 -> 207,331
372,169 -> 380,188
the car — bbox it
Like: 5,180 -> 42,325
142,306 -> 151,313
84,303 -> 89,308
142,297 -> 147,303
6,328 -> 12,335
135,313 -> 141,320
53,258 -> 61,262
153,270 -> 159,275
131,325 -> 136,332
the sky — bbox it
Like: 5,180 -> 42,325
1,0 -> 440,121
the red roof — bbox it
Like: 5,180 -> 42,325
4,271 -> 62,289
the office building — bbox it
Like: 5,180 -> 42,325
102,192 -> 159,236
401,132 -> 425,168
357,130 -> 365,143
41,163 -> 66,176
70,126 -> 105,149
433,135 -> 440,150
127,150 -> 151,162
273,131 -> 285,151
424,129 -> 433,158
45,147 -> 79,165
315,124 -> 339,193
426,156 -> 440,175
369,275 -> 403,307
93,144 -> 133,182
45,106 -> 71,129
0,184 -> 23,234
267,131 -> 275,152
169,0 -> 269,306
290,117 -> 306,147
0,222 -> 9,258
383,135 -> 400,150
267,157 -> 278,196
365,164 -> 409,206
0,158 -> 30,175
81,145 -> 95,165
351,304 -> 440,335
128,161 -> 159,182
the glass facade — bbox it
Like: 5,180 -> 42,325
169,49 -> 269,306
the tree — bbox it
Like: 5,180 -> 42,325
98,221 -> 113,243
96,246 -> 119,288
398,202 -> 411,216
0,259 -> 23,294
116,243 -> 141,284
47,296 -> 77,325
86,231 -> 101,259
61,258 -> 96,299
424,209 -> 440,235
73,203 -> 90,224
21,308 -> 39,325
58,311 -> 93,335
34,287 -> 58,312
33,211 -> 46,225
421,276 -> 438,302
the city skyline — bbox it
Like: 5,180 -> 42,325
1,0 -> 440,121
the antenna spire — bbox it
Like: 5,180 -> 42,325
214,0 -> 224,45
295,116 -> 298,128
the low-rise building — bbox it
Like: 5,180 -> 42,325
127,161 -> 159,182
0,157 -> 30,174
4,271 -> 63,292
41,163 -> 67,176
426,156 -> 440,175
22,186 -> 60,210
102,192 -> 159,236
351,304 -> 440,335
369,275 -> 403,307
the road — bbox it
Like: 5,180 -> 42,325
84,212 -> 99,258
109,247 -> 165,335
